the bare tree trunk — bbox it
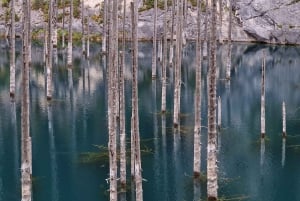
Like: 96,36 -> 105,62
173,0 -> 183,127
218,0 -> 223,42
119,0 -> 127,191
10,0 -> 16,98
282,101 -> 286,137
86,14 -> 90,59
43,22 -> 48,64
225,0 -> 232,80
67,0 -> 73,67
47,0 -> 53,100
108,0 -> 118,200
21,0 -> 32,199
169,0 -> 175,66
130,2 -> 143,201
207,0 -> 218,200
151,0 -> 157,79
161,0 -> 167,113
27,0 -> 31,66
261,51 -> 265,138
102,0 -> 107,53
52,0 -> 58,65
62,0 -> 65,48
193,0 -> 202,178
81,0 -> 86,55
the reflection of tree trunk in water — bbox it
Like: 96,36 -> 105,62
21,0 -> 32,198
151,0 -> 157,79
11,101 -> 19,192
47,104 -> 59,201
152,80 -> 159,197
194,0 -> 202,178
260,138 -> 265,168
261,51 -> 266,138
282,102 -> 286,137
10,0 -> 16,97
130,2 -> 143,200
173,0 -> 183,127
82,59 -> 87,143
207,0 -> 218,200
217,96 -> 221,130
281,138 -> 286,167
173,127 -> 182,200
161,0 -> 167,113
193,178 -> 201,201
67,0 -> 73,67
161,114 -> 168,200
47,0 -> 53,100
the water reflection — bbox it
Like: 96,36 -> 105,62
0,41 -> 300,201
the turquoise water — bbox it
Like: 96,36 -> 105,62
0,40 -> 300,201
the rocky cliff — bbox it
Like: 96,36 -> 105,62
0,0 -> 299,45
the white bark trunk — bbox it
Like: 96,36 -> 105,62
161,0 -> 167,113
62,0 -> 65,48
86,15 -> 90,59
102,0 -> 107,53
67,0 -> 73,67
207,0 -> 218,200
131,2 -> 143,201
193,0 -> 202,178
151,0 -> 157,79
81,0 -> 86,55
47,0 -> 53,100
10,0 -> 16,97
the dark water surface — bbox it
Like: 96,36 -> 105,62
0,40 -> 300,201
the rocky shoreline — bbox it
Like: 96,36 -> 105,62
0,0 -> 300,45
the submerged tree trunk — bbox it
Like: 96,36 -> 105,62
151,0 -> 157,79
131,2 -> 143,201
86,14 -> 90,59
207,0 -> 218,200
10,0 -> 16,98
161,0 -> 167,113
261,51 -> 265,138
21,0 -> 32,200
193,0 -> 202,178
67,0 -> 73,67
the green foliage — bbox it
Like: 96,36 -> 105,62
139,0 -> 172,12
189,0 -> 197,7
91,14 -> 103,24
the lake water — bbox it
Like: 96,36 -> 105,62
0,40 -> 300,201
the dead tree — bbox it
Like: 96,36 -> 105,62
282,101 -> 286,137
102,0 -> 107,53
193,0 -> 202,178
10,0 -> 16,98
131,2 -> 143,201
207,0 -> 218,200
119,0 -> 127,191
151,0 -> 157,79
67,0 -> 73,67
47,0 -> 53,100
21,0 -> 32,199
225,0 -> 232,80
161,0 -> 167,113
81,0 -> 86,55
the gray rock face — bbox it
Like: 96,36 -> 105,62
235,0 -> 300,44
